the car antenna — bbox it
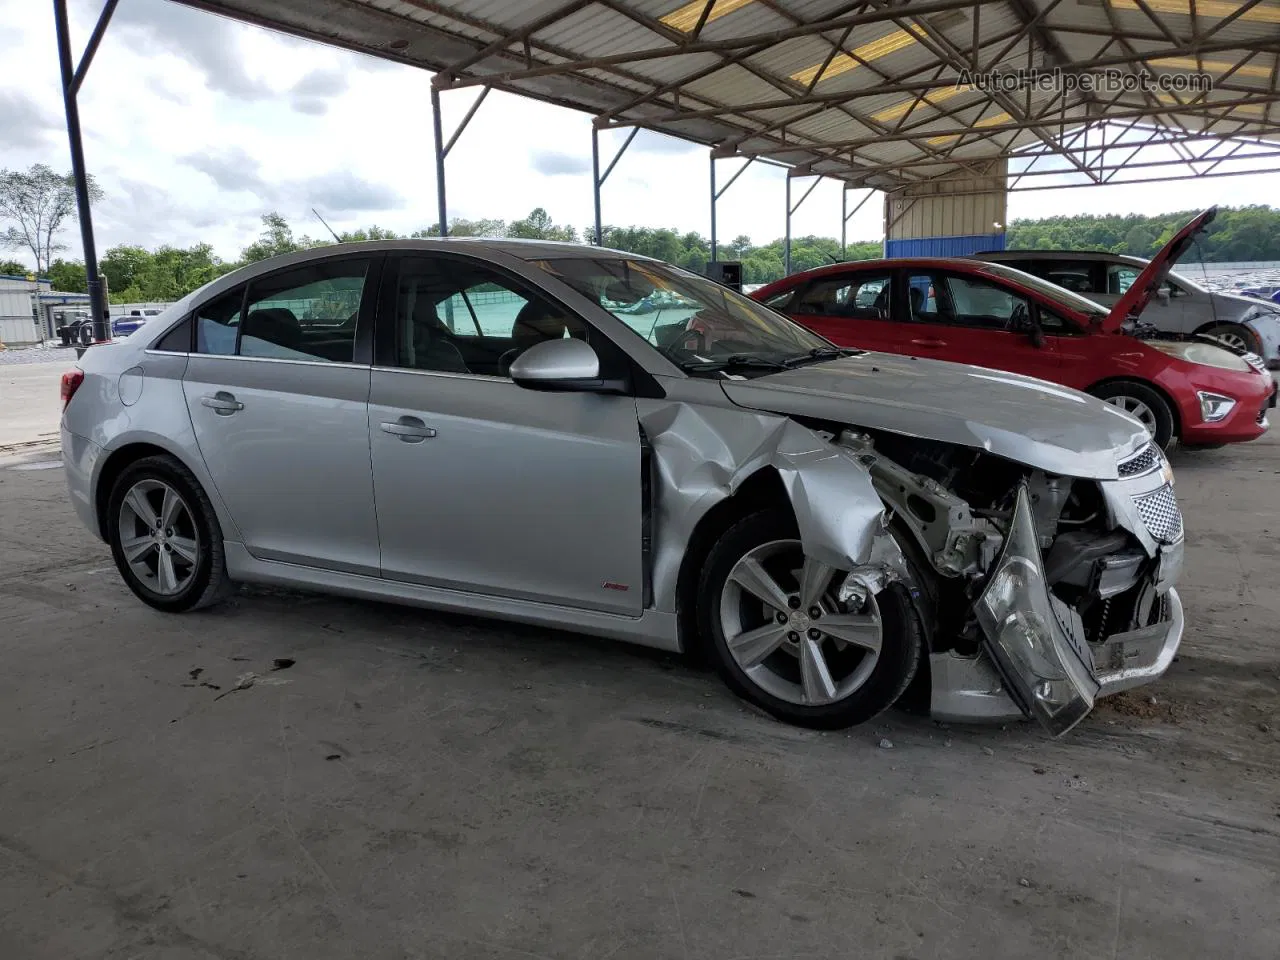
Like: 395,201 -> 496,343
311,208 -> 342,243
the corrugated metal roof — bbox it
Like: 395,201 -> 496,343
170,0 -> 1280,192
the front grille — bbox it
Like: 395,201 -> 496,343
1118,443 -> 1158,477
1133,485 -> 1183,544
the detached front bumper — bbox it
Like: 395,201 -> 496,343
931,590 -> 1183,725
930,483 -> 1184,734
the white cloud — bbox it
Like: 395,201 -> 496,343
0,0 -> 1272,265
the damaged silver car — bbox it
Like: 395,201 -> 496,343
60,241 -> 1184,736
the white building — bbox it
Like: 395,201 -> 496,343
0,273 -> 54,346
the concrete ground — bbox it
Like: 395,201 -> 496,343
0,355 -> 70,450
1,430 -> 1278,959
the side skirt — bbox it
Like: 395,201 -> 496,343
223,542 -> 682,652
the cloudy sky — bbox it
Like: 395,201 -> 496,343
1,0 -> 1275,266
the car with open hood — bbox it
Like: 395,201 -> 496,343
971,210 -> 1280,370
63,239 -> 1187,737
753,209 -> 1275,451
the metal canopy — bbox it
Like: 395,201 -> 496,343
169,0 -> 1280,191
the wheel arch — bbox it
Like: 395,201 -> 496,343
674,467 -> 794,660
1086,376 -> 1183,439
1192,318 -> 1257,343
93,435 -> 239,542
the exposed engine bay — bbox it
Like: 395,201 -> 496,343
825,429 -> 1176,670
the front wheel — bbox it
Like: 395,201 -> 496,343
1199,323 -> 1262,356
697,510 -> 924,730
1089,381 -> 1176,451
105,454 -> 230,612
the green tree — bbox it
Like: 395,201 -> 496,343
239,212 -> 319,264
0,258 -> 30,275
101,245 -> 150,294
47,258 -> 87,292
338,225 -> 401,242
413,217 -> 507,238
0,164 -> 103,274
508,208 -> 576,241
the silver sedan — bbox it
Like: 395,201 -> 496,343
61,240 -> 1185,735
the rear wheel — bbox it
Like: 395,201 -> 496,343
1089,381 -> 1176,451
1199,323 -> 1261,356
105,455 -> 230,612
697,510 -> 923,730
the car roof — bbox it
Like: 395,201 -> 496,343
974,249 -> 1148,266
767,257 -> 994,285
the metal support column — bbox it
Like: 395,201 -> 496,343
54,0 -> 118,344
591,125 -> 638,246
840,186 -> 875,260
709,154 -> 716,263
708,155 -> 754,264
785,173 -> 822,276
429,83 -> 490,237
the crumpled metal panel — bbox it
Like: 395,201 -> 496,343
637,399 -> 885,618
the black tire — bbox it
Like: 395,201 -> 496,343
1199,323 -> 1262,356
105,454 -> 230,612
1088,380 -> 1176,451
697,509 -> 924,730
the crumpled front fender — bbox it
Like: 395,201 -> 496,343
637,400 -> 890,642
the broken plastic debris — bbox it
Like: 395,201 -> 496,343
878,738 -> 893,749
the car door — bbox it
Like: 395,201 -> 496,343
368,253 -> 644,615
900,269 -> 1062,381
785,271 -> 901,352
181,255 -> 382,575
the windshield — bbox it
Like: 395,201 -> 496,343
534,257 -> 838,375
973,261 -> 1108,318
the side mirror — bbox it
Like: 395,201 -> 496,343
509,338 -> 628,395
1156,288 -> 1171,305
1028,325 -> 1044,348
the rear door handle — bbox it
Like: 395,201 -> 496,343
200,391 -> 243,415
380,416 -> 437,443
908,338 -> 948,348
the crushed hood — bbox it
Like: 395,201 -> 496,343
1103,207 -> 1217,333
719,352 -> 1148,480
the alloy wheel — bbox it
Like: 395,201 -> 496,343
1104,394 -> 1158,437
718,539 -> 882,706
117,479 -> 200,596
1206,330 -> 1251,353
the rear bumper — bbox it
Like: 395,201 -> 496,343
61,426 -> 104,540
930,588 -> 1184,725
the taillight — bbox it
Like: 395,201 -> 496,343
60,369 -> 84,410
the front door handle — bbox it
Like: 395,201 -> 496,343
380,416 -> 437,443
908,338 -> 948,348
200,391 -> 243,415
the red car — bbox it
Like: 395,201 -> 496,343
751,209 -> 1275,450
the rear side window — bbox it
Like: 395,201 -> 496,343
240,260 -> 369,363
153,315 -> 193,352
195,287 -> 244,355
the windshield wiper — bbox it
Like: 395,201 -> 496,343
682,354 -> 791,373
782,346 -> 863,367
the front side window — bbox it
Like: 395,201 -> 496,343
1107,264 -> 1140,295
535,257 -> 832,376
907,272 -> 1034,332
240,259 -> 369,362
794,274 -> 891,320
391,257 -> 587,377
